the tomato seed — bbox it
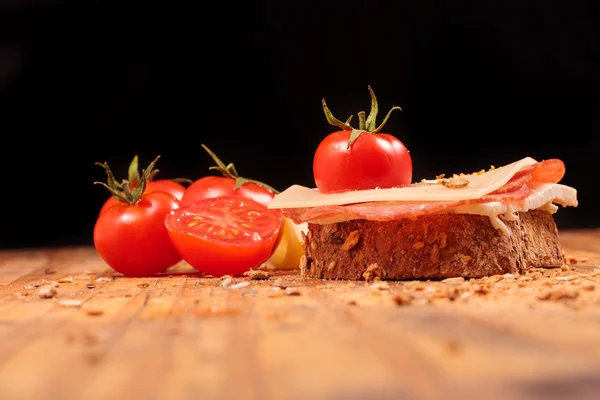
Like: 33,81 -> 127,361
187,221 -> 199,227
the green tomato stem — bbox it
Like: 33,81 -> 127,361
201,144 -> 280,194
322,86 -> 403,147
94,156 -> 161,205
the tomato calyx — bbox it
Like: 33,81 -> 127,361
126,155 -> 193,188
321,85 -> 402,148
201,144 -> 279,194
94,156 -> 160,205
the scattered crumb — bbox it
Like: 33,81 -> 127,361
362,263 -> 386,282
580,282 -> 596,291
58,276 -> 75,284
58,299 -> 84,307
230,281 -> 251,290
86,284 -> 96,289
347,300 -> 358,306
441,176 -> 469,188
442,277 -> 465,284
38,285 -> 57,299
369,281 -> 390,292
555,275 -> 578,282
284,288 -> 301,296
84,308 -> 104,316
537,288 -> 579,301
446,340 -> 463,354
137,282 -> 150,289
393,292 -> 413,306
273,279 -> 287,290
243,269 -> 270,280
45,268 -> 57,274
560,265 -> 569,271
221,277 -> 233,288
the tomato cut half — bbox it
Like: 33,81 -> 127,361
164,195 -> 283,277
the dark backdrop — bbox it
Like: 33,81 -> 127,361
0,0 -> 598,249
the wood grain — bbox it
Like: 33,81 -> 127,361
0,229 -> 599,400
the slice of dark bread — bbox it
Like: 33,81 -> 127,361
301,210 -> 565,280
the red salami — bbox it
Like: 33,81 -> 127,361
280,160 -> 564,224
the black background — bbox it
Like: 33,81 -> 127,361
0,0 -> 598,249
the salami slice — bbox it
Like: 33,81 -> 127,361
279,159 -> 565,224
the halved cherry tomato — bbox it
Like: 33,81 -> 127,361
313,86 -> 412,193
165,195 -> 283,277
181,176 -> 274,208
179,145 -> 277,208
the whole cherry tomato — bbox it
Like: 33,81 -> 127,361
165,195 -> 283,277
93,156 -> 182,277
179,145 -> 278,208
313,86 -> 412,193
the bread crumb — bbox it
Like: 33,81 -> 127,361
243,269 -> 270,280
362,263 -> 386,282
369,281 -> 390,292
560,264 -> 569,271
580,282 -> 595,291
284,288 -> 301,296
58,299 -> 83,307
84,308 -> 104,316
537,288 -> 579,301
441,277 -> 465,284
58,276 -> 74,284
38,285 -> 57,299
441,176 -> 469,188
393,292 -> 413,306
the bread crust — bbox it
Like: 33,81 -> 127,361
301,210 -> 565,280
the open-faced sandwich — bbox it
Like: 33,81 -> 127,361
268,87 -> 578,280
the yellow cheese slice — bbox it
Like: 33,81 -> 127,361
269,157 -> 538,209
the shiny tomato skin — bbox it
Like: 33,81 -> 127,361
94,191 -> 182,277
165,195 -> 283,277
100,180 -> 187,215
179,176 -> 275,208
313,131 -> 412,193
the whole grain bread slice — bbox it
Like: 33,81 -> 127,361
301,210 -> 565,280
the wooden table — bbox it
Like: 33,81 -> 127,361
0,229 -> 599,400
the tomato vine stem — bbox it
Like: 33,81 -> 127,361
94,156 -> 160,205
322,85 -> 403,148
201,144 -> 280,194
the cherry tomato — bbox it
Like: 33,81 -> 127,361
165,195 -> 283,277
179,144 -> 277,207
94,191 -> 182,277
313,131 -> 412,193
100,180 -> 187,214
180,176 -> 274,208
314,86 -> 412,193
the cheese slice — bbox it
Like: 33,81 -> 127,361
269,157 -> 538,209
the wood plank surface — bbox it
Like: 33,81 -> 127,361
0,229 -> 599,400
